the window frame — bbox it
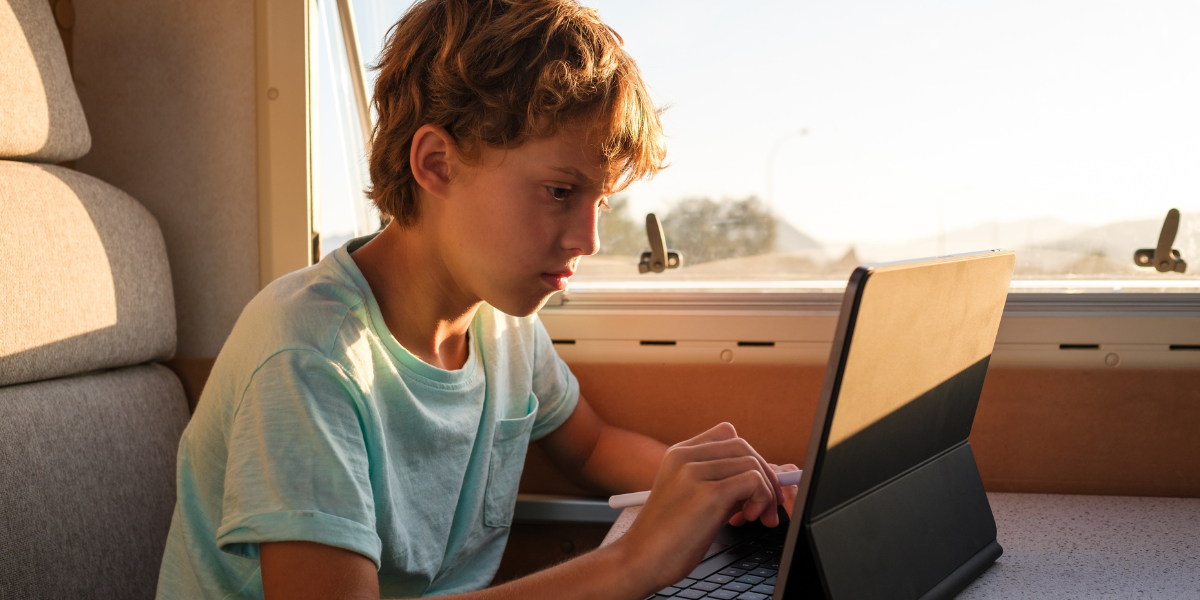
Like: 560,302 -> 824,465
298,2 -> 1200,365
255,0 -> 376,287
255,0 -> 317,286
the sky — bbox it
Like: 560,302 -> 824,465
327,0 -> 1200,248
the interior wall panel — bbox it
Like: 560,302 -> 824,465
521,364 -> 1200,499
175,360 -> 1200,499
972,368 -> 1200,498
72,0 -> 259,358
520,364 -> 827,496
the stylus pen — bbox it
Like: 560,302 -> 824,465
608,469 -> 803,509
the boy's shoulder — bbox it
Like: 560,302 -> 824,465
224,255 -> 367,370
188,254 -> 368,423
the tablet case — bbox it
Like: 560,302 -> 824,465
776,250 -> 1016,600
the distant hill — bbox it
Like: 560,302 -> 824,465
844,212 -> 1198,277
1015,217 -> 1191,276
851,217 -> 1088,264
580,206 -> 1199,280
774,218 -> 821,252
1038,218 -> 1167,258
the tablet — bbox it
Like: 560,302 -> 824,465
775,250 -> 1015,600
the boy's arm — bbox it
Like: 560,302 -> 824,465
535,393 -> 667,493
536,394 -> 801,521
262,534 -> 655,600
263,422 -> 787,600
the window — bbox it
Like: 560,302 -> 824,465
576,0 -> 1200,296
316,0 -> 1200,298
314,0 -> 385,257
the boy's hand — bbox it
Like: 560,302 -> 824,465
615,422 -> 786,590
728,462 -> 800,525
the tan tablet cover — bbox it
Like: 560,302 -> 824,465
828,252 -> 1016,449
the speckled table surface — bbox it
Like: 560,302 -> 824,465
960,493 -> 1200,599
605,493 -> 1200,598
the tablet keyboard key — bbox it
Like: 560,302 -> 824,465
690,581 -> 721,592
735,575 -> 764,585
735,593 -> 768,600
722,582 -> 752,593
657,587 -> 680,596
734,561 -> 759,570
717,568 -> 746,577
763,576 -> 776,585
674,578 -> 697,589
748,568 -> 775,578
675,589 -> 707,599
751,584 -> 775,595
705,591 -> 739,600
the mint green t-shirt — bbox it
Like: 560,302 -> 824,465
156,236 -> 580,599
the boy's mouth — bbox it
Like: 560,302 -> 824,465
540,267 -> 575,291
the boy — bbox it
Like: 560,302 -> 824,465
157,0 -> 796,598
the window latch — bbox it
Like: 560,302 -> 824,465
638,213 -> 682,274
1134,209 -> 1187,273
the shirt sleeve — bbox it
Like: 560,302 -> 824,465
528,315 -> 580,441
215,349 -> 382,568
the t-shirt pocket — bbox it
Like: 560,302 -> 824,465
483,395 -> 538,528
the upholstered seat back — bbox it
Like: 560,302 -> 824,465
0,161 -> 177,386
0,1 -> 190,598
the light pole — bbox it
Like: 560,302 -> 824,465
765,128 -> 808,214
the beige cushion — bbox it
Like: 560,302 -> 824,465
0,162 -> 175,386
0,0 -> 90,162
0,363 -> 190,599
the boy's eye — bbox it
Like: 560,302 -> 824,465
547,186 -> 572,201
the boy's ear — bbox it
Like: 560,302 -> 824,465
409,124 -> 456,199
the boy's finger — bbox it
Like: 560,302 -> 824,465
746,453 -> 784,506
716,471 -> 780,528
719,470 -> 775,523
675,438 -> 784,506
780,483 -> 799,519
672,422 -> 738,448
671,438 -> 770,465
682,456 -> 762,482
727,440 -> 784,506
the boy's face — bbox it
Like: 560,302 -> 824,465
433,122 -> 610,317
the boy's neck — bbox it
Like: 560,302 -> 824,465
350,222 -> 479,371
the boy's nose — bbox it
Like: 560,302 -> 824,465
563,203 -> 601,257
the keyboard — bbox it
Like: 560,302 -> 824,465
643,526 -> 786,600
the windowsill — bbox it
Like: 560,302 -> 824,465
561,280 -> 1200,296
540,291 -> 1200,368
547,288 -> 1200,314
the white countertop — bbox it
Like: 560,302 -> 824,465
961,493 -> 1200,598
